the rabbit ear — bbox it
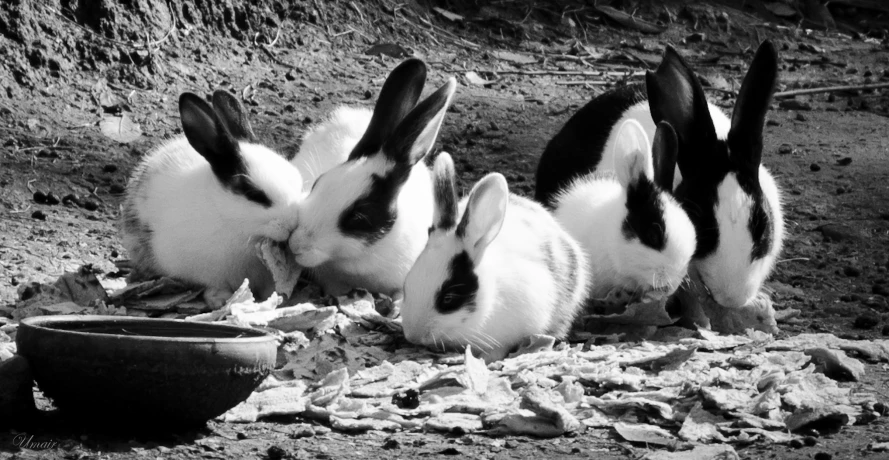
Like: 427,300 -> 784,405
651,121 -> 678,191
179,92 -> 241,177
432,152 -> 458,230
383,77 -> 457,166
456,173 -> 508,261
211,90 -> 256,142
646,46 -> 718,179
349,59 -> 427,160
728,40 -> 779,181
613,119 -> 651,187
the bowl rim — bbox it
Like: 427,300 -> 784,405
19,315 -> 277,344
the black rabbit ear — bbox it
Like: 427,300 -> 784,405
646,46 -> 718,178
432,152 -> 458,230
211,90 -> 256,142
383,78 -> 457,166
179,92 -> 241,175
728,40 -> 779,180
651,121 -> 678,191
349,59 -> 427,160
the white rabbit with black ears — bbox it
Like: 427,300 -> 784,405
537,40 -> 784,310
121,90 -> 304,306
288,59 -> 457,296
552,120 -> 696,302
402,153 -> 590,362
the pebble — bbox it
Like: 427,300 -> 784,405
109,184 -> 125,194
790,439 -> 804,449
810,163 -> 821,172
302,115 -> 313,124
796,112 -> 808,122
778,144 -> 793,155
312,95 -> 324,102
45,192 -> 60,205
31,210 -> 46,221
82,200 -> 99,211
827,93 -> 837,102
291,425 -> 315,438
364,90 -> 373,99
804,436 -> 818,446
814,453 -> 832,460
382,439 -> 400,450
33,191 -> 47,204
62,193 -> 81,206
836,187 -> 846,195
766,119 -> 781,126
266,445 -> 289,460
285,70 -> 296,81
440,447 -> 461,455
843,266 -> 861,277
853,314 -> 880,330
102,164 -> 118,173
837,157 -> 853,166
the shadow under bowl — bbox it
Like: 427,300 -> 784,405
15,315 -> 277,428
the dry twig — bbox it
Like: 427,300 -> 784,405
774,82 -> 889,99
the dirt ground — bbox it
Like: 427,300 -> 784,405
2,0 -> 889,458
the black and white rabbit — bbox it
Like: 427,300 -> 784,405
291,106 -> 372,193
121,90 -> 303,306
552,119 -> 696,301
401,153 -> 590,361
536,40 -> 784,309
288,59 -> 457,296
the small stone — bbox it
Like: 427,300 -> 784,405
45,192 -> 60,205
810,163 -> 821,172
836,187 -> 846,195
82,200 -> 99,211
778,144 -> 793,155
291,425 -> 315,438
103,164 -> 119,173
312,94 -> 324,102
804,436 -> 818,446
31,210 -> 46,220
33,191 -> 47,204
109,184 -> 125,194
111,250 -> 119,258
837,157 -> 853,166
684,32 -> 705,43
843,266 -> 861,277
267,445 -> 289,460
392,389 -> 420,409
853,314 -> 880,330
790,439 -> 804,449
62,193 -> 81,206
236,432 -> 248,440
382,439 -> 400,450
814,453 -> 832,460
364,90 -> 373,99
827,93 -> 837,102
489,121 -> 500,131
796,112 -> 808,122
766,119 -> 781,126
441,448 -> 461,455
302,116 -> 313,124
285,70 -> 297,81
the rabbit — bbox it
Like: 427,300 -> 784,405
291,106 -> 373,193
288,58 -> 457,297
535,40 -> 784,309
401,152 -> 590,362
551,119 -> 696,302
121,90 -> 304,307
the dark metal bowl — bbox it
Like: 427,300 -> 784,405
16,315 -> 276,427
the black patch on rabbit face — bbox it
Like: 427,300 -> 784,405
338,163 -> 411,243
622,176 -> 667,251
535,84 -> 644,207
213,155 -> 273,208
736,168 -> 773,261
435,251 -> 479,314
